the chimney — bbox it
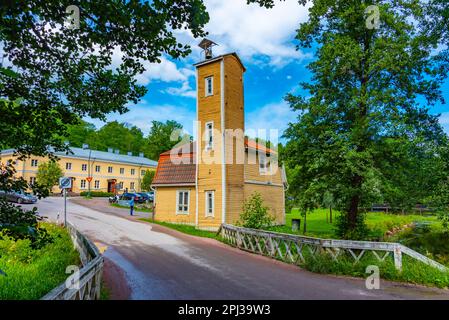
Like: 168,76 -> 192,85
114,149 -> 120,154
107,147 -> 113,153
82,144 -> 89,150
127,151 -> 132,156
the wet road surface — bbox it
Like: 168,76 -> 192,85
31,196 -> 449,300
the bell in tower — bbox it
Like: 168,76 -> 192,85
198,38 -> 218,60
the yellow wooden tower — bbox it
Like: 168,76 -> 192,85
194,39 -> 246,230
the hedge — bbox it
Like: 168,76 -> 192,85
80,191 -> 114,197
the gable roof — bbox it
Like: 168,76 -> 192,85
151,139 -> 276,187
1,147 -> 158,167
152,142 -> 196,186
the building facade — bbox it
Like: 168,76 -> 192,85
151,50 -> 287,231
0,147 -> 157,194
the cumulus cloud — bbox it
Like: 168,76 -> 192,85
86,101 -> 197,136
177,0 -> 311,68
245,100 -> 296,139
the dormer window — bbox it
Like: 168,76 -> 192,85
205,121 -> 214,150
205,76 -> 213,96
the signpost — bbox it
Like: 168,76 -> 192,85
59,177 -> 72,227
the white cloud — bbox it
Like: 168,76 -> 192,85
85,102 -> 196,136
163,81 -> 196,98
178,0 -> 311,68
245,100 -> 295,138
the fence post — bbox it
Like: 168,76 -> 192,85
394,245 -> 402,271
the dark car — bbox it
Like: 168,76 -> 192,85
137,192 -> 154,202
0,190 -> 37,204
120,192 -> 144,204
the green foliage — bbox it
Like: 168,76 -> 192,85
145,120 -> 192,160
238,192 -> 274,229
280,0 -> 449,238
141,170 -> 155,191
0,1 -> 208,158
79,191 -> 113,197
36,161 -> 63,189
0,223 -> 80,299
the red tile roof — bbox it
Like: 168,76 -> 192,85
151,139 -> 276,186
152,142 -> 196,186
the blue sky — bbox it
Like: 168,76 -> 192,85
87,0 -> 449,139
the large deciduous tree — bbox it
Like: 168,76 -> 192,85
253,0 -> 449,238
145,120 -> 191,160
36,161 -> 63,190
0,0 -> 208,157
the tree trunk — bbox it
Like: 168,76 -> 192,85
348,194 -> 360,230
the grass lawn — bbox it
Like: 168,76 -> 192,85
139,218 -> 218,239
0,223 -> 80,300
268,208 -> 440,240
111,203 -> 153,213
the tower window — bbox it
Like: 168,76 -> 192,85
205,191 -> 214,217
205,121 -> 214,150
205,76 -> 213,96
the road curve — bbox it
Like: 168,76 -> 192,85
31,196 -> 449,300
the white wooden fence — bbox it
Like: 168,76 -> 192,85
220,224 -> 448,272
41,223 -> 104,300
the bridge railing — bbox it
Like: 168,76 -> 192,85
41,223 -> 104,300
220,224 -> 448,272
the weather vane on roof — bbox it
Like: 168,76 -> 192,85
198,38 -> 218,60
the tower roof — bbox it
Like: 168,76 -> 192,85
193,52 -> 246,72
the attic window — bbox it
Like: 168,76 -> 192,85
205,76 -> 213,96
259,155 -> 271,175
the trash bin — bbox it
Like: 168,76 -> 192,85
292,218 -> 301,232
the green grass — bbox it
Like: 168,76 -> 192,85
111,203 -> 153,213
268,208 -> 440,240
139,218 -> 218,239
0,223 -> 80,300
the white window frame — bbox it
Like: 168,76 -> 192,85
95,165 -> 100,172
205,76 -> 213,96
131,168 -> 135,175
66,162 -> 72,170
205,121 -> 214,151
120,168 -> 124,174
259,155 -> 271,175
176,190 -> 190,215
108,166 -> 113,173
29,176 -> 36,185
31,159 -> 38,167
80,180 -> 86,189
94,180 -> 100,189
130,182 -> 135,190
81,164 -> 87,171
205,190 -> 215,217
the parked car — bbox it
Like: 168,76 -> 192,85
137,192 -> 154,202
0,190 -> 38,204
120,192 -> 145,204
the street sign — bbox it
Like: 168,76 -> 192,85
86,176 -> 93,183
59,177 -> 72,189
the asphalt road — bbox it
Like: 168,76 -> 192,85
30,196 -> 449,300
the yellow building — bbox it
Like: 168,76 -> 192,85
0,147 -> 157,194
151,42 -> 288,231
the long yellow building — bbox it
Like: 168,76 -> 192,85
0,147 -> 157,194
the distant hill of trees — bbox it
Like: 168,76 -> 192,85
64,119 -> 191,161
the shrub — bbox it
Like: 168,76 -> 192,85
238,192 -> 274,229
80,191 -> 113,197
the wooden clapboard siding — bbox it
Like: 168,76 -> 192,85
244,151 -> 283,185
153,186 -> 196,225
197,59 -> 223,229
244,183 -> 285,225
224,55 -> 245,225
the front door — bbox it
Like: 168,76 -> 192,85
107,180 -> 116,193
